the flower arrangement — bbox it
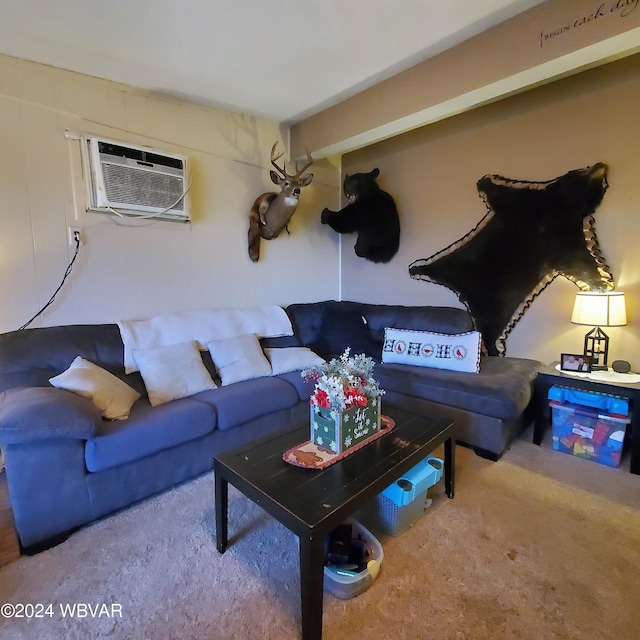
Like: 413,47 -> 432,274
302,348 -> 384,412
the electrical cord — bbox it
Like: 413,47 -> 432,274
18,234 -> 81,331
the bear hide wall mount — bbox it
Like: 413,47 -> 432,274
409,162 -> 614,356
321,168 -> 400,263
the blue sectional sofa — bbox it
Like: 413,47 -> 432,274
0,301 -> 541,552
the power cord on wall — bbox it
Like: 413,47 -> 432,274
18,232 -> 81,331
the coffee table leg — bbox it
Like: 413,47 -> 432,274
299,532 -> 325,640
215,471 -> 229,553
444,436 -> 455,498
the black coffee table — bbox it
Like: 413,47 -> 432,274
214,405 -> 456,640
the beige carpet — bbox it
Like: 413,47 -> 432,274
1,427 -> 639,640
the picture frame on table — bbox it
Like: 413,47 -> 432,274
560,353 -> 592,372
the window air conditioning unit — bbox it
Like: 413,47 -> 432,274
85,137 -> 191,222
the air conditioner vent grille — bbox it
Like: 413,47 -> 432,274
102,163 -> 184,211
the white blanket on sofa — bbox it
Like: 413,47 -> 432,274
118,306 -> 293,373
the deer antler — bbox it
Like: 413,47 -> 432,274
270,142 -> 287,178
295,149 -> 313,179
270,142 -> 313,180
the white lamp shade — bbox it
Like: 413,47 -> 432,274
571,292 -> 627,327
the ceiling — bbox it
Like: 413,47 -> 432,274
0,0 -> 548,124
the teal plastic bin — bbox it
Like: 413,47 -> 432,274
548,385 -> 629,415
358,457 -> 443,535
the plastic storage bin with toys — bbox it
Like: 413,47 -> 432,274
548,386 -> 631,468
324,518 -> 383,599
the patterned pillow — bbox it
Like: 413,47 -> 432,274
381,328 -> 481,373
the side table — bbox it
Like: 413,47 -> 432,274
533,362 -> 640,475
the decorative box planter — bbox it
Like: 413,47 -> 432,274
311,397 -> 381,454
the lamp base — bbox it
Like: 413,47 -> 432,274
584,326 -> 609,371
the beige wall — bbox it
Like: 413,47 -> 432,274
341,54 -> 640,365
3,50 -> 639,367
0,54 -> 341,334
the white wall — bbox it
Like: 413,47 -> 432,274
0,54 -> 341,334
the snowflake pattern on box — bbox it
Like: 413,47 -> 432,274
311,397 -> 381,454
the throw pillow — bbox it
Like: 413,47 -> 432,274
207,334 -> 272,386
382,328 -> 481,373
133,341 -> 217,406
49,356 -> 141,419
264,347 -> 325,375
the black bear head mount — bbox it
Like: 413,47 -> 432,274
321,167 -> 400,263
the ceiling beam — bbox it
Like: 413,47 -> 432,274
290,0 -> 640,159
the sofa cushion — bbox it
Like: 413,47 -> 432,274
375,356 -> 541,421
316,305 -> 380,358
0,386 -> 101,445
49,356 -> 141,419
285,301 -> 376,359
85,397 -> 216,472
361,304 -> 474,343
191,377 -> 299,431
275,371 -> 316,402
0,324 -> 144,394
285,301 -> 474,360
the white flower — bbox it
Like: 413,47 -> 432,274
302,348 -> 384,412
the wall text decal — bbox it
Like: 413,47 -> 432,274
540,0 -> 638,47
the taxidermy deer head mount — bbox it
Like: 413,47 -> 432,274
248,142 -> 313,262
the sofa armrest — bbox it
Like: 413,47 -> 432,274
0,386 -> 101,445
